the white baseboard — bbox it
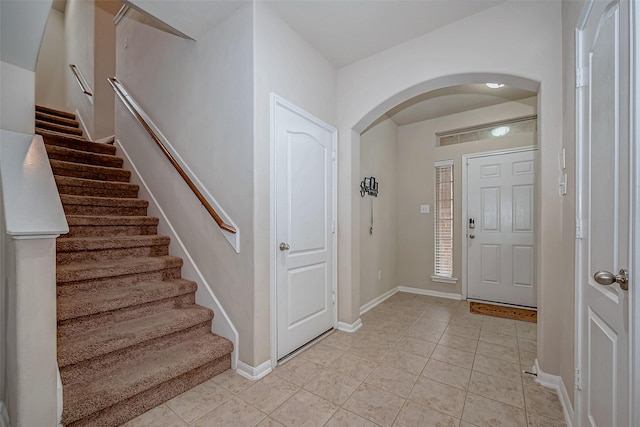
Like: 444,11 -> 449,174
360,287 -> 399,315
94,135 -> 115,144
74,109 -> 92,141
337,319 -> 362,333
534,359 -> 574,427
398,286 -> 462,300
236,360 -> 272,381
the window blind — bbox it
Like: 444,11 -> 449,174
434,161 -> 454,278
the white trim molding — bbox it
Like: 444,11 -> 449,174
337,319 -> 363,333
74,109 -> 92,142
360,287 -> 399,315
236,360 -> 272,381
398,286 -> 462,300
534,359 -> 574,427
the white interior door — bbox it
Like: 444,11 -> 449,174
273,96 -> 336,360
466,149 -> 536,308
577,1 -> 630,426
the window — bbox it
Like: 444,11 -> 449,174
432,160 -> 457,284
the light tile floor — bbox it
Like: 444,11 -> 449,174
124,293 -> 567,427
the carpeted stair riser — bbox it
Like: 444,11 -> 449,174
57,236 -> 170,264
57,279 -> 197,321
36,104 -> 76,120
57,256 -> 182,284
61,195 -> 148,216
36,111 -> 80,128
55,176 -> 139,199
58,293 -> 195,336
36,119 -> 84,136
46,145 -> 124,168
39,131 -> 115,155
58,306 -> 214,367
60,322 -> 212,385
66,354 -> 231,427
51,159 -> 131,182
65,215 -> 159,238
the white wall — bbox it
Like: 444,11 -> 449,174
397,98 -> 537,296
36,9 -> 67,111
337,0 -> 566,378
115,5 -> 257,364
359,118 -> 398,307
254,2 -> 337,365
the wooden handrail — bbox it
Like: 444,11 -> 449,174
69,64 -> 93,96
108,77 -> 237,234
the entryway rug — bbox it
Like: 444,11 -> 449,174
470,302 -> 537,323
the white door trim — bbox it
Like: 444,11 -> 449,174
461,145 -> 538,301
269,93 -> 338,367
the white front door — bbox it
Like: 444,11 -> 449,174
576,1 -> 630,426
466,149 -> 537,308
273,96 -> 336,360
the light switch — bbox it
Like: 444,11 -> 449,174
420,204 -> 430,214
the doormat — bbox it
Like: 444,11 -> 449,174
470,302 -> 537,323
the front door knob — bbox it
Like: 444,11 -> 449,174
279,242 -> 290,251
593,269 -> 629,291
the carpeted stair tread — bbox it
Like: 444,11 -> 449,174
36,111 -> 80,128
57,255 -> 183,283
58,306 -> 213,367
55,176 -> 139,198
39,129 -> 115,154
57,235 -> 170,252
46,144 -> 123,168
50,159 -> 131,182
61,194 -> 148,216
57,279 -> 196,321
36,104 -> 76,119
61,333 -> 233,425
36,119 -> 84,136
65,215 -> 159,237
66,215 -> 159,227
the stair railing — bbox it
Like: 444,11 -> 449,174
69,64 -> 93,97
107,77 -> 239,243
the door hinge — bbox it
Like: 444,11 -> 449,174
331,151 -> 336,161
575,369 -> 582,390
332,291 -> 336,304
576,67 -> 589,88
332,221 -> 336,234
576,219 -> 584,240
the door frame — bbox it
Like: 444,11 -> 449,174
574,1 -> 639,424
269,93 -> 338,367
461,145 -> 538,302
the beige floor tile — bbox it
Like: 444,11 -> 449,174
270,389 -> 338,427
342,383 -> 405,427
482,317 -> 515,328
408,377 -> 466,419
431,344 -> 475,369
239,374 -> 299,413
324,408 -> 378,427
481,322 -> 517,337
476,341 -> 520,364
421,307 -> 456,323
300,343 -> 344,366
256,417 -> 286,427
438,333 -> 479,353
523,385 -> 565,421
473,353 -> 523,383
322,331 -> 360,351
405,326 -> 444,344
462,393 -> 527,427
392,401 -> 460,427
449,315 -> 483,330
516,321 -> 538,341
479,330 -> 519,349
421,358 -> 471,390
444,324 -> 481,339
382,350 -> 428,375
190,397 -> 266,427
394,336 -> 436,358
520,350 -> 537,370
350,340 -> 390,363
122,405 -> 187,427
303,368 -> 361,405
522,372 -> 539,388
273,357 -> 325,386
331,353 -> 378,381
359,332 -> 400,349
165,379 -> 232,423
412,318 -> 449,333
527,412 -> 567,426
212,369 -> 254,394
364,365 -> 418,398
518,338 -> 537,354
468,371 -> 525,408
459,422 -> 477,427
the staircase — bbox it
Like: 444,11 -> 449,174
36,105 -> 234,427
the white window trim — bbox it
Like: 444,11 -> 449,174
430,275 -> 459,284
434,159 -> 455,281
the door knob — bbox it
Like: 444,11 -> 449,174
469,234 -> 475,239
593,269 -> 629,291
279,242 -> 290,251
